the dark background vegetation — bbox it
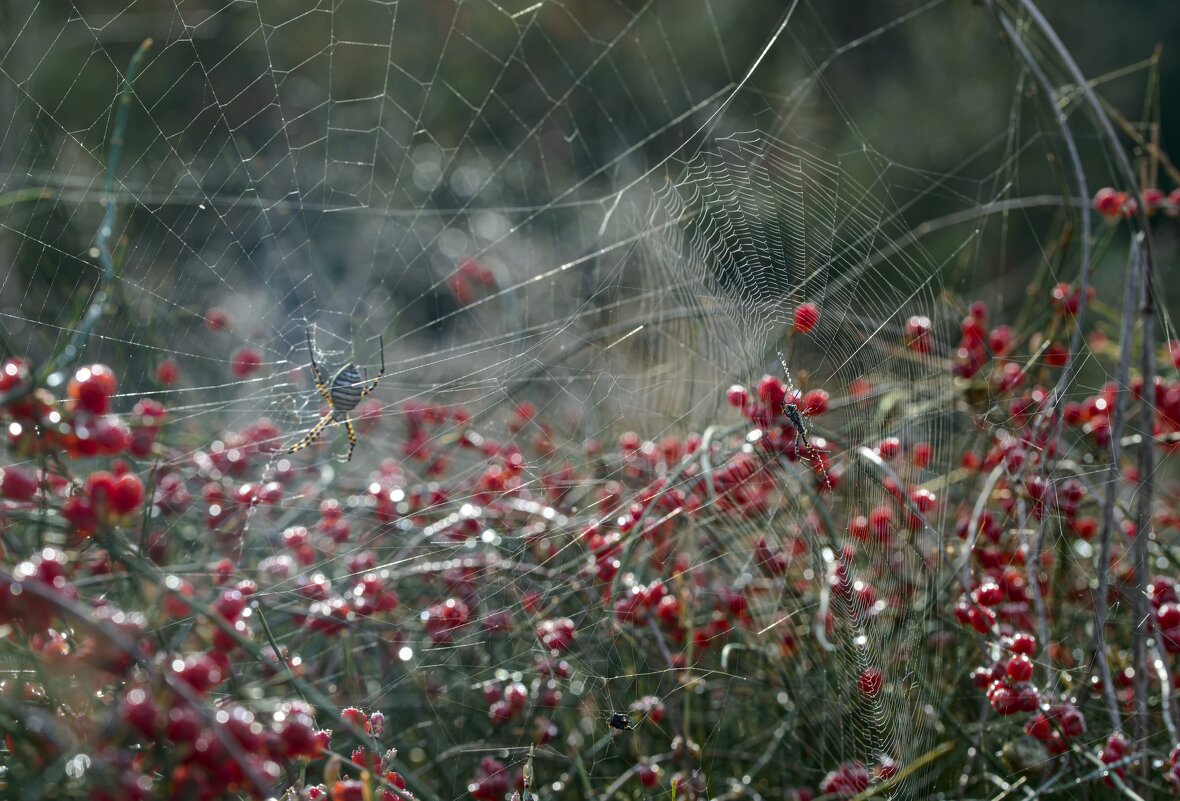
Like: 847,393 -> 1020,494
0,0 -> 1177,405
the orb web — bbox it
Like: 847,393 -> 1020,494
0,0 -> 1135,798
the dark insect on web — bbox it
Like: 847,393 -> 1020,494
782,399 -> 811,450
608,712 -> 634,731
778,346 -> 816,455
776,350 -> 833,493
285,325 -> 385,462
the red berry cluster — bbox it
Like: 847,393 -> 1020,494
1,360 -> 165,464
818,760 -> 869,798
971,633 -> 1041,715
1023,702 -> 1086,755
1093,186 -> 1180,220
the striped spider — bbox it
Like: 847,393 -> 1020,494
285,327 -> 384,462
776,350 -> 826,458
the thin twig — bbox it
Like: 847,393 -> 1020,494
1092,236 -> 1142,735
1131,233 -> 1155,764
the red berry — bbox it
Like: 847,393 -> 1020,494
961,315 -> 986,344
910,487 -> 936,512
1158,603 -> 1180,630
973,582 -> 1001,607
969,605 -> 996,634
0,466 -> 38,501
970,665 -> 995,689
1009,632 -> 1037,655
1093,187 -> 1123,218
0,358 -> 31,393
164,706 -> 202,744
110,474 -> 145,515
68,364 -> 118,415
726,384 -> 749,409
868,506 -> 893,540
119,687 -> 159,738
205,307 -> 231,332
155,358 -> 180,385
172,654 -> 223,694
997,362 -> 1024,392
757,375 -> 786,407
1006,654 -> 1033,682
1024,713 -> 1050,740
904,315 -> 932,352
1058,705 -> 1085,737
858,668 -> 884,697
848,515 -> 869,541
801,389 -> 829,416
1014,683 -> 1039,712
231,347 -> 263,378
988,682 -> 1017,715
340,706 -> 369,733
794,303 -> 820,334
987,325 -> 1012,356
1045,342 -> 1069,368
1072,516 -> 1097,539
877,437 -> 901,460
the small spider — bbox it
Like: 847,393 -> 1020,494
285,326 -> 385,462
776,350 -> 819,454
607,712 -> 634,731
782,399 -> 811,450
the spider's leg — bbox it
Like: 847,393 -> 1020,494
339,416 -> 358,462
285,412 -> 333,454
359,335 -> 386,401
306,326 -> 332,404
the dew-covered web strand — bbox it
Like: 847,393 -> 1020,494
0,17 -> 321,438
642,131 -> 956,776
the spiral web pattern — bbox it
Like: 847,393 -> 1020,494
0,0 -> 1083,797
615,129 -> 955,790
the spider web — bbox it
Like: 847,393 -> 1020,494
0,0 -> 1137,798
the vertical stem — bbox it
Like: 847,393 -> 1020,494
1132,234 -> 1154,769
1094,238 -> 1142,735
985,6 -> 1091,426
54,38 -> 153,372
1013,0 -> 1156,267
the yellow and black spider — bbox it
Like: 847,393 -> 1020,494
285,327 -> 385,462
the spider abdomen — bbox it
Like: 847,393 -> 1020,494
329,365 -> 363,415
